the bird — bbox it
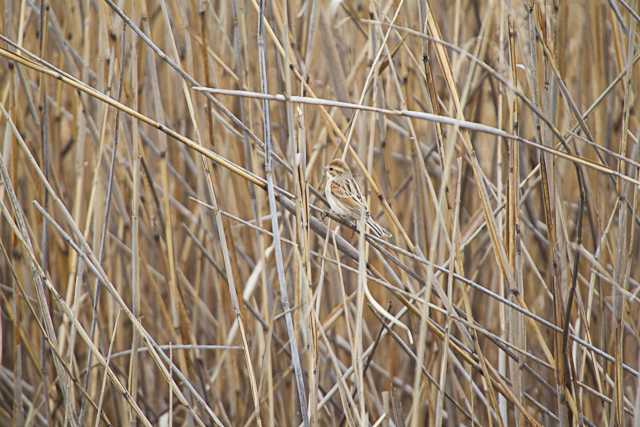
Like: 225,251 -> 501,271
324,158 -> 391,239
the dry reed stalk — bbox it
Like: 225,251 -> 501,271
1,1 -> 639,426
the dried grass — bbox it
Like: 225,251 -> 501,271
0,0 -> 639,426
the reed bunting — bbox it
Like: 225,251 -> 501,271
324,158 -> 390,239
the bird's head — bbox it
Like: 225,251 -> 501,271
325,158 -> 351,179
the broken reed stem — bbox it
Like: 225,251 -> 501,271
1,2 -> 639,426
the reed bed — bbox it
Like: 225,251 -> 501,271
0,0 -> 639,425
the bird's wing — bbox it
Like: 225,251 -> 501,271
331,178 -> 367,213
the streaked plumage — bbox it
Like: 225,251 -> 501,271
324,159 -> 390,239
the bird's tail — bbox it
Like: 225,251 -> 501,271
366,215 -> 391,239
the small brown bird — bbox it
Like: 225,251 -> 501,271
324,158 -> 390,238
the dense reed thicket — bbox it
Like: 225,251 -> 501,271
1,0 -> 639,425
